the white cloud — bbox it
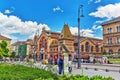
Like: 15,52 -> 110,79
70,27 -> 94,37
70,26 -> 103,39
88,0 -> 101,4
5,10 -> 12,14
95,0 -> 101,3
89,3 -> 120,19
95,20 -> 104,24
88,0 -> 93,4
53,6 -> 63,12
0,12 -> 50,42
4,7 -> 15,14
92,25 -> 102,30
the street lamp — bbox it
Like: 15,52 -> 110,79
34,44 -> 37,63
78,5 -> 84,69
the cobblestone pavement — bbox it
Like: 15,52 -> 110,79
81,63 -> 120,71
72,63 -> 120,80
72,68 -> 120,80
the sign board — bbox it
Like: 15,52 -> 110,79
63,53 -> 69,73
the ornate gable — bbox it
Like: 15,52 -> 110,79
60,24 -> 73,39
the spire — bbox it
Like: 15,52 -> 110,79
60,24 -> 73,39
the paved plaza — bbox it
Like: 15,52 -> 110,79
72,68 -> 120,80
72,63 -> 120,80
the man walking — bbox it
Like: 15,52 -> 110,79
57,54 -> 63,75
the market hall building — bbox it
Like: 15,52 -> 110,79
34,24 -> 103,62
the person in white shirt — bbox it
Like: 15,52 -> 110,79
68,54 -> 72,73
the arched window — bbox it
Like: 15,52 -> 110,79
109,49 -> 113,55
91,46 -> 93,52
118,49 -> 120,54
110,28 -> 112,33
116,26 -> 120,32
107,28 -> 109,33
107,28 -> 112,33
108,38 -> 112,44
41,38 -> 45,47
117,37 -> 120,44
101,47 -> 103,52
81,45 -> 84,52
85,42 -> 90,52
96,45 -> 99,52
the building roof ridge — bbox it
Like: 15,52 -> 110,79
0,34 -> 11,40
101,16 -> 120,25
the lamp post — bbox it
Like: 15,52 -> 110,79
78,5 -> 84,69
34,44 -> 37,63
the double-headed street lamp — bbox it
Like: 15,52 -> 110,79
78,5 -> 84,69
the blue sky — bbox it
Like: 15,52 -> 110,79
0,0 -> 120,43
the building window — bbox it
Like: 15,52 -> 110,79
108,38 -> 112,44
101,47 -> 103,52
118,49 -> 120,54
85,42 -> 90,52
91,46 -> 93,52
117,37 -> 120,44
81,45 -> 84,52
110,28 -> 112,33
109,49 -> 113,55
107,28 -> 109,33
116,26 -> 120,32
107,28 -> 112,33
96,45 -> 99,52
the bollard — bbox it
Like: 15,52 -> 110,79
94,68 -> 98,71
85,67 -> 88,70
105,69 -> 109,72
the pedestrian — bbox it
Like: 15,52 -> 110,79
68,60 -> 72,73
68,54 -> 72,73
57,54 -> 63,75
48,57 -> 53,65
93,58 -> 96,64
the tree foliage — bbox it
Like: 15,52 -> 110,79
10,51 -> 16,58
102,49 -> 107,55
0,40 -> 9,58
18,44 -> 27,58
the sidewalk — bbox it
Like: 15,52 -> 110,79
72,68 -> 120,80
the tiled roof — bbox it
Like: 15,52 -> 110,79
12,41 -> 26,46
101,16 -> 120,26
0,34 -> 11,40
90,39 -> 103,45
50,34 -> 60,38
45,30 -> 60,39
74,36 -> 103,45
26,39 -> 34,45
45,30 -> 60,34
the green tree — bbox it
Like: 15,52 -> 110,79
0,40 -> 9,58
102,49 -> 107,55
18,44 -> 27,58
10,51 -> 16,58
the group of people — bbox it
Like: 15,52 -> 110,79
57,54 -> 72,75
47,54 -> 73,75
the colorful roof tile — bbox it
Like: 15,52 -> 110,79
0,34 -> 11,40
